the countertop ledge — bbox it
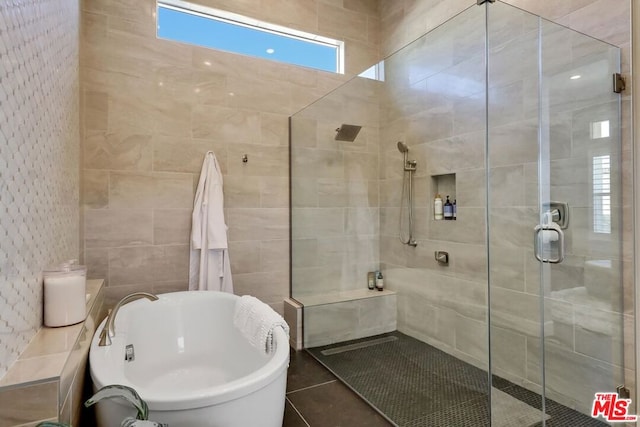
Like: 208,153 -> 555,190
0,279 -> 104,389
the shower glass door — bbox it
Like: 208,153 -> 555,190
487,1 -> 624,425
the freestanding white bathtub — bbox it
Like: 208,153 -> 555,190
89,291 -> 289,427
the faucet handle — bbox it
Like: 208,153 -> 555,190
98,325 -> 112,346
98,309 -> 113,347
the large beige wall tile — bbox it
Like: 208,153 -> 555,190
227,144 -> 289,177
84,130 -> 153,171
85,209 -> 153,248
108,246 -> 154,286
0,381 -> 58,427
226,208 -> 289,241
153,137 -> 227,174
257,0 -> 317,31
192,105 -> 261,142
83,169 -> 109,208
153,209 -> 192,245
233,270 -> 288,305
108,172 -> 193,209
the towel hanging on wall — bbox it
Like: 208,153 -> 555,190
189,151 -> 233,293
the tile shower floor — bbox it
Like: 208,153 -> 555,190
287,331 -> 607,427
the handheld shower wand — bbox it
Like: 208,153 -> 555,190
397,142 -> 417,247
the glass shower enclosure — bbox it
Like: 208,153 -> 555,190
290,2 -> 627,425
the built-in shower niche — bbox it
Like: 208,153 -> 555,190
431,173 -> 456,220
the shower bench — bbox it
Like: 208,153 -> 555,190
285,289 -> 397,349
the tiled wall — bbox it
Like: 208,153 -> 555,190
379,0 -> 490,374
80,0 -> 381,312
378,0 -> 633,416
0,0 -> 80,378
291,77 -> 381,298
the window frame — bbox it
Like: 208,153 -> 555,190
157,0 -> 345,74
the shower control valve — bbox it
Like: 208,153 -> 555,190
435,251 -> 449,266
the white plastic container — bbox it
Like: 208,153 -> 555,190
434,194 -> 443,220
43,260 -> 87,327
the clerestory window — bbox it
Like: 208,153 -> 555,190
157,0 -> 345,74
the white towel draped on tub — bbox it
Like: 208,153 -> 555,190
234,295 -> 289,355
189,151 -> 234,293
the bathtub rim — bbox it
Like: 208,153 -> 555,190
89,291 -> 290,411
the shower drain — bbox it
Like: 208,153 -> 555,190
320,336 -> 399,356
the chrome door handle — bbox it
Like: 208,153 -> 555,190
533,223 -> 565,264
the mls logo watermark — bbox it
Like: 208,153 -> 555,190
591,392 -> 638,422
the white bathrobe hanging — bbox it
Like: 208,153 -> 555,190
189,151 -> 233,293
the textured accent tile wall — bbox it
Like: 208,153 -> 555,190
0,0 -> 80,377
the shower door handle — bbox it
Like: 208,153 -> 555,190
533,223 -> 565,264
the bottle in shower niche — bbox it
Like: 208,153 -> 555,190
444,196 -> 453,220
434,194 -> 443,220
453,199 -> 457,220
375,271 -> 384,291
367,272 -> 376,290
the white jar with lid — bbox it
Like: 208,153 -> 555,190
43,260 -> 87,327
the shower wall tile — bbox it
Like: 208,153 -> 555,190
0,0 -> 80,377
489,165 -> 525,207
318,179 -> 349,207
487,121 -> 539,167
490,288 -> 542,337
379,0 -> 632,417
421,133 -> 486,175
489,246 -> 525,292
397,299 -> 456,349
428,207 -> 486,245
455,314 -> 488,363
304,294 -> 397,347
527,338 -> 624,413
291,148 -> 345,179
291,179 -> 319,208
455,169 -> 486,208
492,326 -> 528,379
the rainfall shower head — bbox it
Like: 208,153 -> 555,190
397,141 -> 409,153
335,124 -> 362,142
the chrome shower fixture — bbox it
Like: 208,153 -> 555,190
335,124 -> 362,141
397,141 -> 416,171
398,141 -> 417,247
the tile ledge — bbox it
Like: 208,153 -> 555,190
297,288 -> 396,307
0,279 -> 104,389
